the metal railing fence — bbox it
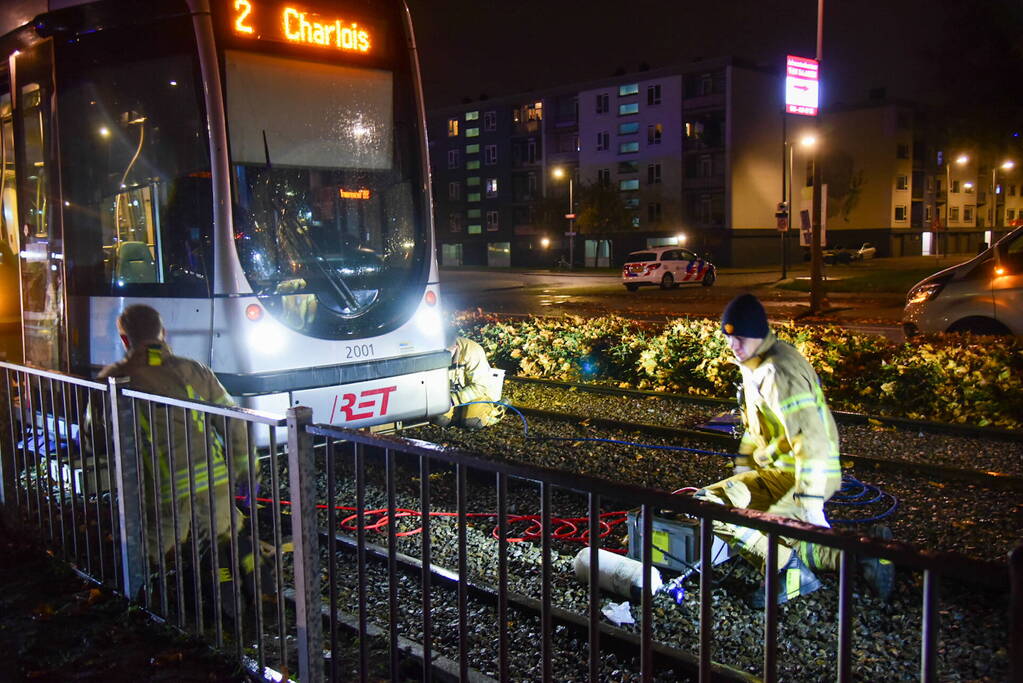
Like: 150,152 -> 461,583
1,359 -> 1019,683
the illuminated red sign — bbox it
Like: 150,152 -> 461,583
785,55 -> 819,116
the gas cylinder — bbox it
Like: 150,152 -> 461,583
573,547 -> 662,601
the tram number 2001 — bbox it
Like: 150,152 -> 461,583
346,343 -> 375,359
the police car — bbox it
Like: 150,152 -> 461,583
621,246 -> 716,291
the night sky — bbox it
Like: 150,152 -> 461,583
407,0 -> 1016,113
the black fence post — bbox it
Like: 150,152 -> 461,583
108,376 -> 146,600
1010,544 -> 1023,683
287,406 -> 323,683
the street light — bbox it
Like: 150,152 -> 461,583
540,237 -> 550,248
991,160 -> 1015,231
676,233 -> 686,245
552,166 -> 575,268
943,154 -> 969,258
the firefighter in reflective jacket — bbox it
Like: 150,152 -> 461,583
695,294 -> 893,606
432,327 -> 505,430
96,305 -> 252,571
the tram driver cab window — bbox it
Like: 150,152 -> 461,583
56,11 -> 213,298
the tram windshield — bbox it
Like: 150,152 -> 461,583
226,50 -> 425,339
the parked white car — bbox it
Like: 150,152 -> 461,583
621,246 -> 716,290
855,242 -> 877,260
903,226 -> 1023,336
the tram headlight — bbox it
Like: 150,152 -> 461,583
247,319 -> 286,355
414,305 -> 442,338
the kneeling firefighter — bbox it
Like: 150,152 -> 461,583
432,326 -> 505,430
695,294 -> 894,607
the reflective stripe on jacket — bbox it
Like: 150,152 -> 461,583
449,337 -> 495,406
98,341 -> 248,504
734,332 -> 841,498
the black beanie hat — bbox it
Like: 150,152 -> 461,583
721,293 -> 769,338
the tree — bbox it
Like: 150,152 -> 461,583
575,181 -> 631,234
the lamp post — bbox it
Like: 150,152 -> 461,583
552,167 -> 574,269
991,160 -> 1015,234
808,0 -> 826,314
944,154 -> 969,258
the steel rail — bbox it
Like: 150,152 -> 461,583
507,375 -> 1023,442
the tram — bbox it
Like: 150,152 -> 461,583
0,0 -> 451,428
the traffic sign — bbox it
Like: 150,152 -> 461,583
777,216 -> 789,231
565,213 -> 577,219
565,231 -> 577,236
785,55 -> 819,116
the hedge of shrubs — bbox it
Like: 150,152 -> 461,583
458,312 -> 1023,430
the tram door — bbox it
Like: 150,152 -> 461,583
11,41 -> 67,371
0,67 -> 21,363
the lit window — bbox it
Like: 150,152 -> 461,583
596,132 -> 609,151
486,178 -> 498,198
468,224 -> 482,234
618,102 -> 639,116
528,101 -> 543,120
618,83 -> 639,96
896,175 -> 908,190
467,192 -> 481,202
894,205 -> 907,221
466,160 -> 480,170
618,122 -> 639,135
466,127 -> 480,138
647,123 -> 663,145
619,178 -> 640,191
447,118 -> 459,137
631,216 -> 641,227
963,183 -> 974,194
619,141 -> 639,154
447,149 -> 460,169
596,93 -> 609,114
465,144 -> 480,154
465,110 -> 479,121
484,111 -> 497,131
485,144 -> 498,165
486,210 -> 499,231
625,198 -> 640,209
467,176 -> 480,186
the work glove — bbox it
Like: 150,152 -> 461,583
795,493 -> 829,528
733,464 -> 752,475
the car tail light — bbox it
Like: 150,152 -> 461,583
424,289 -> 437,306
245,304 -> 263,321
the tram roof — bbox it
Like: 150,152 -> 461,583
0,0 -> 93,37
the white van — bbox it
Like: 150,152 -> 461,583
903,226 -> 1023,336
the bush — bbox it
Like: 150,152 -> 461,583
456,312 -> 1023,429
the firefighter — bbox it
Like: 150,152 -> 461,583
432,326 -> 505,430
695,294 -> 894,607
94,305 -> 260,607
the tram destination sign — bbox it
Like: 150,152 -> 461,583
229,0 -> 376,54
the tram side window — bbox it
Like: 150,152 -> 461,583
56,15 -> 212,297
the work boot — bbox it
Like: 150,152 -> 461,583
860,525 -> 895,601
749,552 -> 821,609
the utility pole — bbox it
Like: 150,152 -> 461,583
808,0 -> 827,314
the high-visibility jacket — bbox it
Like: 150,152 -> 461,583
97,342 -> 249,511
733,332 -> 841,500
448,337 -> 496,406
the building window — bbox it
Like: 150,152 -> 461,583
596,131 -> 609,151
465,110 -> 479,121
468,224 -> 482,234
924,205 -> 931,222
484,110 -> 497,131
527,172 -> 537,197
447,118 -> 459,136
698,196 -> 712,223
467,176 -> 480,186
447,149 -> 460,169
1008,209 -> 1017,220
486,178 -> 498,198
527,139 -> 538,163
466,143 -> 480,154
648,202 -> 662,222
926,176 -> 934,192
618,122 -> 639,135
618,102 -> 639,116
448,212 -> 461,232
466,159 -> 480,170
647,163 -> 662,184
963,206 -> 973,221
1010,184 -> 1017,196
894,205 -> 907,221
618,161 -> 638,174
647,123 -> 663,145
964,182 -> 974,194
631,216 -> 641,227
466,127 -> 480,138
484,144 -> 498,165
896,175 -> 908,190
952,180 -> 960,193
625,198 -> 640,209
527,101 -> 543,121
467,208 -> 481,219
448,182 -> 460,200
950,206 -> 960,221
467,192 -> 481,202
618,83 -> 639,97
896,143 -> 909,159
597,168 -> 611,186
486,210 -> 499,231
647,84 -> 662,105
699,154 -> 713,177
699,74 -> 713,95
619,178 -> 640,191
619,141 -> 639,154
596,93 -> 609,113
